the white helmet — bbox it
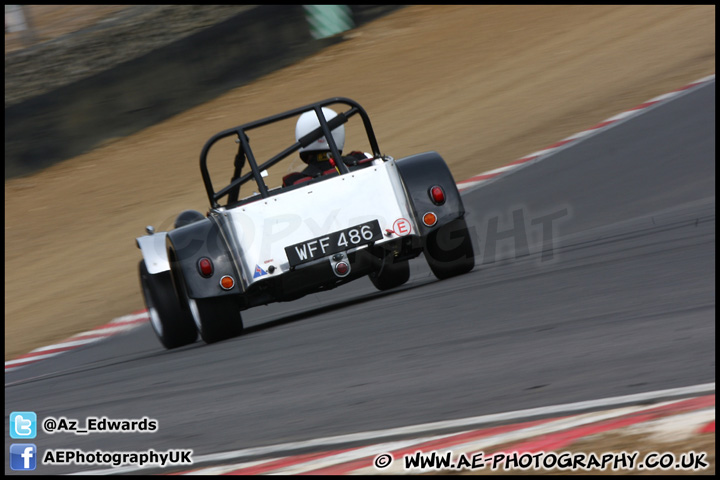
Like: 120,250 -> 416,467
295,107 -> 345,154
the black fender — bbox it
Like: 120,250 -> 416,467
166,218 -> 241,300
395,151 -> 466,236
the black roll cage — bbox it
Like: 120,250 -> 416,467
199,97 -> 382,208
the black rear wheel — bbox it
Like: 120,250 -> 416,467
139,261 -> 198,349
187,296 -> 244,344
423,217 -> 475,280
369,258 -> 410,290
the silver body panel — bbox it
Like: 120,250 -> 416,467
137,160 -> 417,296
213,159 -> 416,292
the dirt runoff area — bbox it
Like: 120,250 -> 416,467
4,5 -> 715,362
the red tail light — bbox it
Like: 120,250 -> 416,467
198,258 -> 213,277
335,261 -> 350,277
429,186 -> 445,205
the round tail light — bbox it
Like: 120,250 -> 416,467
219,275 -> 235,290
334,261 -> 350,277
423,212 -> 438,227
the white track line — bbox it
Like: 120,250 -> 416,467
74,383 -> 715,475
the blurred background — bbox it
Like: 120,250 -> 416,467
4,4 -> 714,361
5,5 -> 401,178
3,6 -> 715,474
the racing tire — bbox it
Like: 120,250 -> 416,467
423,217 -> 475,280
187,296 -> 244,344
139,261 -> 198,349
369,258 -> 410,291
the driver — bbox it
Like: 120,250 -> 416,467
283,107 -> 372,187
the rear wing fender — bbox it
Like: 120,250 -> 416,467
165,218 -> 242,300
395,151 -> 466,236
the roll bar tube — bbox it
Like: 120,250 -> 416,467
200,97 -> 382,208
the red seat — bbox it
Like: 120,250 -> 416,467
282,154 -> 374,187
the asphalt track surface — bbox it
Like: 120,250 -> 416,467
4,82 -> 715,475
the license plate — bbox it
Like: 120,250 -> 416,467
285,220 -> 383,267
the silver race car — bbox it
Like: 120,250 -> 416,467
137,98 -> 474,348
